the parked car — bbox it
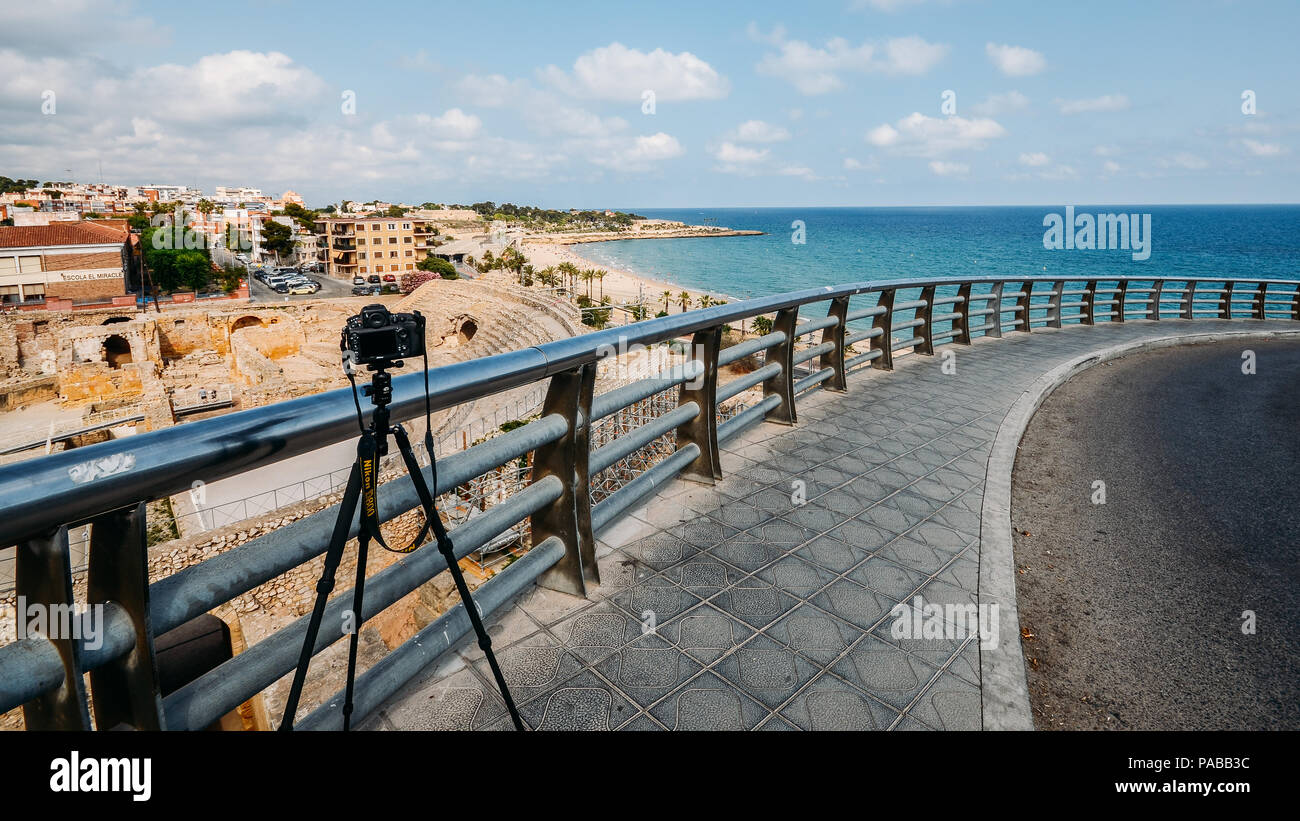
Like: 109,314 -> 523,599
382,274 -> 396,283
367,275 -> 381,284
351,285 -> 380,296
352,276 -> 366,286
288,282 -> 316,295
272,283 -> 291,294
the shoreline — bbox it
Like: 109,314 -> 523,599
520,228 -> 759,311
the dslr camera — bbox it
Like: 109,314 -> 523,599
342,304 -> 425,366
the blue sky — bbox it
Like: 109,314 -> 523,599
1,0 -> 1297,208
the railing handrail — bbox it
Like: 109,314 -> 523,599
3,271 -> 1299,730
0,273 -> 1296,547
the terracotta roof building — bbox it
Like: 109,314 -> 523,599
0,221 -> 130,306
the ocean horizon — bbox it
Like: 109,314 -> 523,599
575,205 -> 1300,301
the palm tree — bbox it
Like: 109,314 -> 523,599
662,290 -> 673,312
752,315 -> 774,335
698,295 -> 714,309
580,269 -> 596,299
595,269 -> 607,300
678,291 -> 691,312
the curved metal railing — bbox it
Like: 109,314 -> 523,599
1,274 -> 1297,730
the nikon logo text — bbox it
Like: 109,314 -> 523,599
50,752 -> 151,802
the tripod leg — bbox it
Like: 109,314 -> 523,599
342,532 -> 369,732
280,457 -> 364,731
391,425 -> 526,731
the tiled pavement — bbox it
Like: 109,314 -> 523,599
362,319 -> 1296,731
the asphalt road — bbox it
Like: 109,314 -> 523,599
247,270 -> 357,302
1011,339 -> 1300,730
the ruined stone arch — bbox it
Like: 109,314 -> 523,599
103,334 -> 132,368
102,316 -> 130,325
230,315 -> 264,333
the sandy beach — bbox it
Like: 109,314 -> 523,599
520,240 -> 736,315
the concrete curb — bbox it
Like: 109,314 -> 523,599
978,326 -> 1300,731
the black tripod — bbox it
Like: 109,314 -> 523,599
280,360 -> 523,731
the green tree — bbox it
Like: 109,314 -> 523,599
261,220 -> 294,259
417,255 -> 458,278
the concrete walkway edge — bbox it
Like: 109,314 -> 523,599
978,326 -> 1300,731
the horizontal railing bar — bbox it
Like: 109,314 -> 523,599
844,348 -> 884,369
893,299 -> 928,311
891,336 -> 925,351
591,444 -> 700,533
794,315 -> 839,336
793,341 -> 835,366
149,413 -> 568,636
794,367 -> 834,394
717,363 -> 782,404
590,402 -> 699,474
0,603 -> 135,715
164,474 -> 564,731
717,394 -> 782,444
296,535 -> 566,731
718,331 -> 786,366
591,361 -> 703,421
844,327 -> 883,346
845,305 -> 887,322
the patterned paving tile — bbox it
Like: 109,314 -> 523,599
374,320 -> 1296,730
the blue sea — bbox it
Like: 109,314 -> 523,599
576,206 -> 1300,301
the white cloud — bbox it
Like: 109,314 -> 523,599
866,112 -> 1006,156
1057,94 -> 1130,114
985,43 -> 1047,77
1019,152 -> 1050,167
542,43 -> 729,101
929,160 -> 969,177
866,123 -> 901,147
756,32 -> 948,95
731,119 -> 791,142
1242,138 -> 1285,157
970,91 -> 1029,117
424,108 -> 481,139
589,132 -> 686,171
1103,160 -> 1121,173
1093,144 -> 1120,157
713,141 -> 770,171
843,156 -> 878,171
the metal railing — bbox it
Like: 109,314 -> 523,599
1,275 -> 1297,730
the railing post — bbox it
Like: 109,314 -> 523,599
87,503 -> 165,730
1082,280 -> 1098,325
1181,280 -> 1198,319
1150,279 -> 1164,321
1013,281 -> 1032,333
675,326 -> 722,482
1045,281 -> 1062,329
1222,281 -> 1236,319
870,289 -> 896,368
916,285 -> 937,354
762,308 -> 799,425
1291,286 -> 1300,321
954,283 -> 973,344
1252,282 -> 1267,320
531,364 -> 598,596
17,525 -> 91,730
985,282 -> 1004,338
1113,279 -> 1129,323
820,296 -> 849,390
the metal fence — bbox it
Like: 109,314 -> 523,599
1,275 -> 1297,730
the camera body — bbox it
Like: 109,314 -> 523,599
341,304 -> 425,366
